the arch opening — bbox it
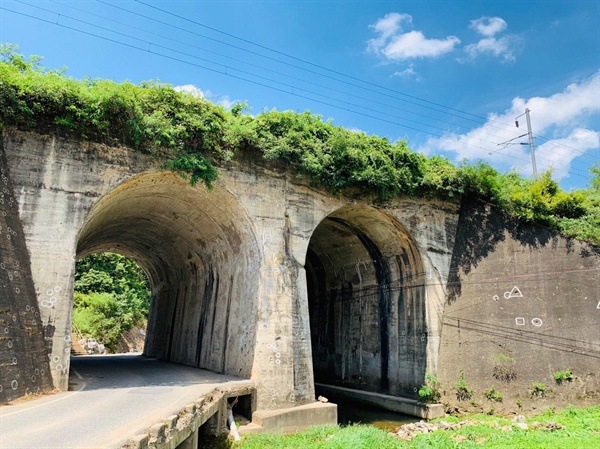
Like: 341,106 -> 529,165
306,206 -> 427,397
75,172 -> 260,377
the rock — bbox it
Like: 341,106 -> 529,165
515,423 -> 529,431
501,426 -> 513,431
513,415 -> 526,423
317,396 -> 328,403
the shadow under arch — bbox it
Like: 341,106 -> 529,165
306,205 -> 427,397
76,172 -> 261,378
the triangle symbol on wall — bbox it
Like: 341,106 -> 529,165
597,301 -> 600,310
509,286 -> 523,298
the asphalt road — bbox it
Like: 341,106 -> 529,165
0,354 -> 251,449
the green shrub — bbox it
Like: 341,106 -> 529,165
554,369 -> 574,385
418,372 -> 441,404
455,370 -> 473,401
484,386 -> 503,402
530,382 -> 547,399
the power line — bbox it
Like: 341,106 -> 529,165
49,0 -> 516,142
1,4 -> 511,157
2,3 -> 594,181
98,0 -> 523,135
132,0 -> 525,132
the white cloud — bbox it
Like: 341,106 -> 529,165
418,72 -> 600,178
174,84 -> 239,110
464,35 -> 519,62
392,64 -> 421,80
536,129 -> 599,175
470,16 -> 507,37
368,13 -> 460,61
174,84 -> 205,98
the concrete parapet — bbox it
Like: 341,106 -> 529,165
316,383 -> 445,420
246,402 -> 338,433
121,384 -> 255,449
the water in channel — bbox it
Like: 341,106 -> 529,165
333,396 -> 419,431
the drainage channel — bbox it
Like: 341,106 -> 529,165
334,395 -> 419,431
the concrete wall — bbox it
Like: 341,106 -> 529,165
437,198 -> 600,413
0,137 -> 53,402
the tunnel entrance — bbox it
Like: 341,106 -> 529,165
306,206 -> 427,399
74,172 -> 260,377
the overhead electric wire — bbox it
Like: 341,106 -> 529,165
43,0 -> 534,146
133,0 -> 526,132
98,0 -> 599,175
2,2 -> 594,181
97,0 -> 524,136
2,4 -> 513,157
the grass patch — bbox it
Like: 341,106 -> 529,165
233,406 -> 600,448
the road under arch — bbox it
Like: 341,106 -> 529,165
76,172 -> 261,377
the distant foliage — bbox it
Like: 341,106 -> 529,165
1,44 -> 599,245
73,252 -> 150,351
484,386 -> 503,402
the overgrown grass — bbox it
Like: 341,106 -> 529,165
233,406 -> 600,448
2,44 -> 599,245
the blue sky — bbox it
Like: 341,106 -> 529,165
1,0 -> 599,189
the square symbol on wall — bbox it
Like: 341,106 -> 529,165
515,317 -> 525,325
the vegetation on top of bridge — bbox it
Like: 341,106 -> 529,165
1,44 -> 599,245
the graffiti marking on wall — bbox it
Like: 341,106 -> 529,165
504,286 -> 523,299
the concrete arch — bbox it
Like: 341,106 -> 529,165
76,172 -> 261,377
305,205 -> 427,397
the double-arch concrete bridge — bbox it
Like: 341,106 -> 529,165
1,130 -> 598,443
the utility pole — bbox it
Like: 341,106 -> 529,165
514,108 -> 538,179
524,108 -> 538,179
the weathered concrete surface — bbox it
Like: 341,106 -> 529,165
2,128 -> 598,425
316,383 -> 444,419
0,138 -> 53,402
437,198 -> 600,414
248,402 -> 337,433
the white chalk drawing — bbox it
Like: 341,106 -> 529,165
0,385 -> 3,392
64,335 -> 71,342
493,295 -> 499,301
7,340 -> 12,348
35,369 -> 39,375
11,380 -> 18,390
413,387 -> 418,393
531,318 -> 543,327
31,375 -> 36,382
52,355 -> 60,363
12,357 -> 16,365
597,301 -> 600,310
56,364 -> 63,371
515,317 -> 525,326
504,286 -> 523,299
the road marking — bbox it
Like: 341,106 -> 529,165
0,371 -> 86,417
